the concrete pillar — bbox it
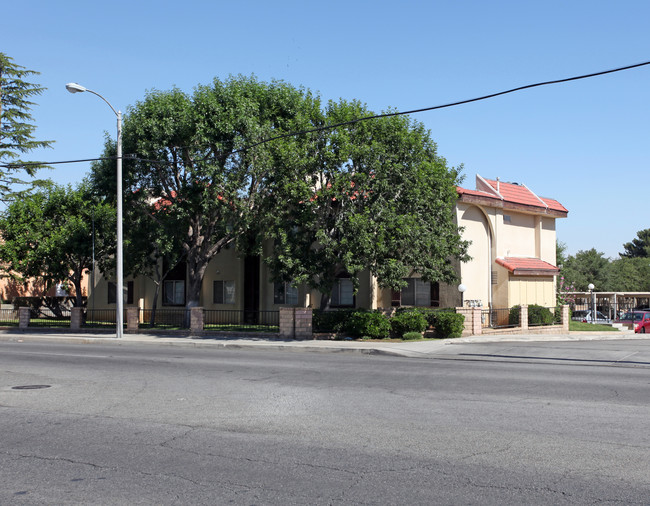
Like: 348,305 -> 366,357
520,305 -> 529,331
456,307 -> 481,336
562,304 -> 570,331
126,307 -> 139,334
71,307 -> 83,330
190,307 -> 204,336
279,307 -> 313,339
18,307 -> 30,329
294,308 -> 313,339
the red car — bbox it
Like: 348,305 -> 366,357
616,311 -> 650,333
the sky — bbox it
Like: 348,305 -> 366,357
4,0 -> 649,259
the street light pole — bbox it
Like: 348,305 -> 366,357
66,83 -> 124,338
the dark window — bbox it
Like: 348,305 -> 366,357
274,282 -> 298,305
108,281 -> 134,305
331,278 -> 354,307
393,278 -> 439,307
213,280 -> 235,304
163,260 -> 186,306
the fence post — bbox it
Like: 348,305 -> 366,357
520,305 -> 529,332
456,307 -> 477,336
126,307 -> 139,334
293,308 -> 313,339
562,304 -> 570,331
18,307 -> 30,329
279,307 -> 295,338
190,307 -> 204,336
70,307 -> 83,330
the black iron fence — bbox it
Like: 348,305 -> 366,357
204,310 -> 279,332
140,308 -> 189,329
83,309 -> 118,329
28,308 -> 71,327
481,306 -> 562,329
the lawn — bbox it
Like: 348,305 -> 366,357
569,321 -> 621,332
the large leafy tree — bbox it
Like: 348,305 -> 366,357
0,53 -> 52,201
91,75 -> 320,309
559,248 -> 611,291
0,181 -> 115,307
263,99 -> 470,309
621,228 -> 650,258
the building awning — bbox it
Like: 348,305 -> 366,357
496,257 -> 559,276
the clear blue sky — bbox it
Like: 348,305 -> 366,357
4,0 -> 649,259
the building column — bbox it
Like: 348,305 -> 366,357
18,307 -> 30,329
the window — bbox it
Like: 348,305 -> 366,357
163,280 -> 185,305
274,282 -> 298,305
213,280 -> 236,304
163,259 -> 186,306
392,278 -> 439,307
108,281 -> 134,305
331,278 -> 354,307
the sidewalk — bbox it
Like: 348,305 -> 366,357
0,327 -> 646,359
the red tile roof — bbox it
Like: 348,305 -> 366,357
457,176 -> 568,216
496,257 -> 559,276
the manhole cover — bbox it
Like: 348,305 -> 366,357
12,385 -> 51,390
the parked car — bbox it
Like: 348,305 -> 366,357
615,311 -> 650,333
571,310 -> 611,324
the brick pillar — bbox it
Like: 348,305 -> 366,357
293,308 -> 313,340
279,307 -> 295,338
19,307 -> 30,329
126,307 -> 139,334
562,304 -> 570,331
190,307 -> 204,336
456,307 -> 481,336
520,305 -> 529,331
71,307 -> 83,330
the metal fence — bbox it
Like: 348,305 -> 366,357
481,306 -> 561,329
572,298 -> 648,321
28,308 -> 71,327
140,308 -> 189,329
83,309 -> 118,329
0,308 -> 19,326
204,310 -> 279,332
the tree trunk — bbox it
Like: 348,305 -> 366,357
320,292 -> 331,311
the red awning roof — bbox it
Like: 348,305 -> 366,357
496,257 -> 559,276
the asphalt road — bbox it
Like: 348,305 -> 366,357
1,340 -> 649,504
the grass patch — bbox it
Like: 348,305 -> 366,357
569,321 -> 620,332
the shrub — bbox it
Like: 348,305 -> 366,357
402,331 -> 424,341
344,311 -> 391,339
509,304 -> 554,326
431,312 -> 465,338
312,309 -> 358,333
390,310 -> 428,337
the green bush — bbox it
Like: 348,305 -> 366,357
509,304 -> 554,326
431,312 -> 465,338
344,311 -> 391,339
402,331 -> 424,341
390,310 -> 428,337
312,309 -> 358,333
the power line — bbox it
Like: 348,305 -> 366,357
3,59 -> 649,169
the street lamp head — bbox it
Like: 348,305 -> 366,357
457,284 -> 467,293
65,82 -> 87,94
588,283 -> 595,291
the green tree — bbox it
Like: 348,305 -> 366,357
263,99 -> 469,309
621,229 -> 650,258
0,53 -> 52,201
606,257 -> 650,292
0,182 -> 115,307
91,76 -> 320,310
560,248 -> 610,291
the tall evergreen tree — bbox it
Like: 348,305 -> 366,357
0,53 -> 52,201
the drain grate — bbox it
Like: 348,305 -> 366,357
12,385 -> 51,390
